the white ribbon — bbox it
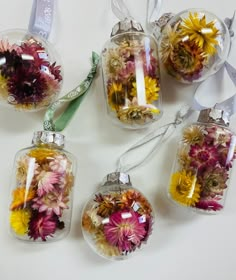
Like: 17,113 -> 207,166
28,0 -> 55,39
146,0 -> 163,30
111,0 -> 132,20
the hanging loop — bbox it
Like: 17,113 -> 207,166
111,0 -> 133,20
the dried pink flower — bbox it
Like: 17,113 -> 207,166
104,209 -> 147,252
28,212 -> 57,241
32,190 -> 69,216
37,171 -> 61,196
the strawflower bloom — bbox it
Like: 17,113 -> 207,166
182,125 -> 205,145
107,82 -> 126,111
37,170 -> 61,196
27,147 -> 59,162
28,212 -> 57,241
95,193 -> 117,217
179,12 -> 220,55
131,76 -> 160,104
200,166 -> 228,198
104,209 -> 147,252
189,143 -> 219,171
10,187 -> 36,210
10,209 -> 31,235
169,170 -> 201,206
195,198 -> 223,211
32,190 -> 69,216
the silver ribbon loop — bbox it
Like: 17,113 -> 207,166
28,0 -> 54,39
111,0 -> 133,20
146,0 -> 163,31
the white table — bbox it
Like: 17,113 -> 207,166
1,0 -> 236,279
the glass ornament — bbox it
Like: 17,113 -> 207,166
101,19 -> 163,129
81,172 -> 154,260
0,29 -> 63,111
9,131 -> 76,242
158,9 -> 230,83
168,108 -> 236,213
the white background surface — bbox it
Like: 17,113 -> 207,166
1,0 -> 236,279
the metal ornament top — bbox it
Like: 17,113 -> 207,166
111,18 -> 144,37
102,172 -> 132,186
32,131 -> 65,147
198,108 -> 230,127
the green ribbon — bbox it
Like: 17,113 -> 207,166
43,52 -> 100,132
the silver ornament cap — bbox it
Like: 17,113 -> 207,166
111,18 -> 144,37
198,108 -> 230,127
102,172 -> 132,186
32,131 -> 65,147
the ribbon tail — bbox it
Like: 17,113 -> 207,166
43,52 -> 100,132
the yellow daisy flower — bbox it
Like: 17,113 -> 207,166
10,209 -> 31,235
169,170 -> 201,206
131,76 -> 160,104
179,12 -> 220,55
107,82 -> 125,111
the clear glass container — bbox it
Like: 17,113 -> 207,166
81,172 -> 154,260
0,29 -> 63,111
101,19 -> 163,129
159,9 -> 230,83
168,109 -> 236,213
9,131 -> 76,242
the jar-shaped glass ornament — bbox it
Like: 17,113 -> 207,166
9,131 -> 76,242
101,19 -> 163,129
0,29 -> 62,111
158,9 -> 230,83
168,108 -> 236,213
82,172 -> 154,260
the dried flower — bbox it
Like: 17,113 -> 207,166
95,193 -> 117,217
117,105 -> 160,124
0,36 -> 62,111
7,65 -> 48,105
131,76 -> 160,104
105,49 -> 126,76
177,145 -> 191,169
82,212 -> 99,234
16,155 -> 40,185
104,210 -> 147,252
169,41 -> 205,81
189,143 -> 219,171
200,166 -> 228,198
27,148 -> 59,162
36,171 -> 61,196
32,190 -> 69,216
10,187 -> 36,211
118,189 -> 153,216
205,125 -> 232,146
160,22 -> 181,63
95,231 -> 121,257
49,155 -> 69,173
195,198 -> 223,211
179,12 -> 220,55
10,209 -> 31,235
107,82 -> 126,111
28,212 -> 58,241
182,125 -> 205,145
169,170 -> 201,206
